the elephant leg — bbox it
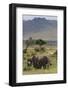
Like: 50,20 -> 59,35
47,63 -> 50,69
43,65 -> 46,69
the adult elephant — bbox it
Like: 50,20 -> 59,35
27,56 -> 51,69
40,56 -> 51,69
27,56 -> 41,69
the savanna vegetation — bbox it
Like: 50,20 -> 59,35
23,37 -> 57,75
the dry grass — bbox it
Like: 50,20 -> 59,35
23,45 -> 57,75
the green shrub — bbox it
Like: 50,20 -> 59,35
23,49 -> 27,53
35,47 -> 40,52
40,47 -> 45,52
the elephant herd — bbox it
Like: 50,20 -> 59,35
27,56 -> 52,69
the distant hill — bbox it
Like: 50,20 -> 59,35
23,17 -> 57,41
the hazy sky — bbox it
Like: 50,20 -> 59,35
23,15 -> 57,21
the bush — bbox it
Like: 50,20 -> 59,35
31,52 -> 36,56
23,49 -> 27,53
40,47 -> 45,52
23,67 -> 27,71
34,47 -> 40,52
23,56 -> 26,60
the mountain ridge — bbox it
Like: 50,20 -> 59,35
23,17 -> 57,40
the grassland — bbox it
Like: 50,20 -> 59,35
23,45 -> 57,75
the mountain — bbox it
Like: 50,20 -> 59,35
23,17 -> 57,41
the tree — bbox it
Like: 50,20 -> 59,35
36,39 -> 46,46
29,37 -> 33,46
25,37 -> 33,49
24,39 -> 30,53
36,39 -> 47,50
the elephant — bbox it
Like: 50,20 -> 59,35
27,56 -> 52,69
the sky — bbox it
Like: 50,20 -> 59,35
23,15 -> 57,21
